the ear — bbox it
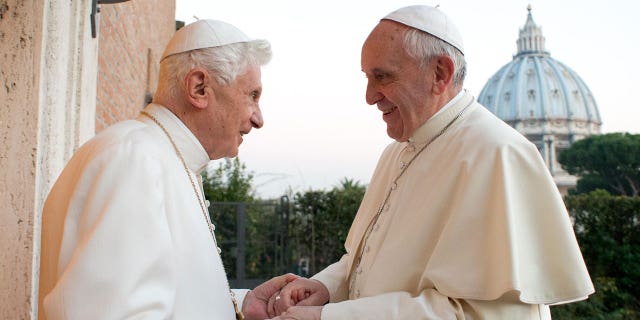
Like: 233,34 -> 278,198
431,56 -> 455,95
184,68 -> 213,110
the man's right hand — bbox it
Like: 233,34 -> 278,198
269,278 -> 330,316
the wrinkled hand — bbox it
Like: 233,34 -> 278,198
268,306 -> 323,320
266,283 -> 310,317
270,278 -> 329,316
242,273 -> 299,320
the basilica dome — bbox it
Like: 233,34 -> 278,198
478,6 -> 602,193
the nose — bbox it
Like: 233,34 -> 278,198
365,80 -> 383,105
250,106 -> 264,129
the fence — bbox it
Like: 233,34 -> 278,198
209,196 -> 293,289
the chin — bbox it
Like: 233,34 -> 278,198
227,149 -> 240,158
386,128 -> 401,141
208,149 -> 238,160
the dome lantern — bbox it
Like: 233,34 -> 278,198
516,5 -> 549,57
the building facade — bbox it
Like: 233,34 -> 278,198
96,1 -> 175,131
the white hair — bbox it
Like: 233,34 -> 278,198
403,28 -> 466,88
154,39 -> 272,101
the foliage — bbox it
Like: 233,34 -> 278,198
200,160 -> 367,282
551,190 -> 640,319
202,158 -> 267,279
203,158 -> 255,253
558,133 -> 640,196
289,178 -> 366,275
203,157 -> 255,203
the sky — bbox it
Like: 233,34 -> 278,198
176,0 -> 640,199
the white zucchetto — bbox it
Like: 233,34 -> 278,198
161,19 -> 251,61
383,5 -> 465,55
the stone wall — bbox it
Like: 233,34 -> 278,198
0,0 -> 175,318
0,1 -> 43,318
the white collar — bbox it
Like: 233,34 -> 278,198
137,104 -> 210,174
432,89 -> 465,118
408,90 -> 474,145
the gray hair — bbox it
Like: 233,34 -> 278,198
154,39 -> 272,101
403,28 -> 466,88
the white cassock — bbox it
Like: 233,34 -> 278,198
312,91 -> 594,319
39,104 -> 247,319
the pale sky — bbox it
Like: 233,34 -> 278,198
176,0 -> 640,199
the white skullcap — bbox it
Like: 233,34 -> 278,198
382,5 -> 464,55
161,19 -> 251,61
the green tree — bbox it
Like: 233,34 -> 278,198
201,160 -> 368,282
291,189 -> 330,276
203,157 -> 255,202
551,190 -> 640,319
558,133 -> 640,196
553,133 -> 640,318
290,178 -> 366,275
202,158 -> 269,279
323,178 -> 366,264
202,158 -> 255,253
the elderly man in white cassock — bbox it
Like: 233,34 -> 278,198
268,5 -> 594,320
38,19 -> 297,320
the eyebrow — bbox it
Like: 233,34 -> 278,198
363,67 -> 389,74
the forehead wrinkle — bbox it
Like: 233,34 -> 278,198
362,43 -> 410,72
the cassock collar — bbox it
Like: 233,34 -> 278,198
138,104 -> 210,174
407,90 -> 474,146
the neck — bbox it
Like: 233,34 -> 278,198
439,87 -> 462,107
425,88 -> 460,122
152,99 -> 215,160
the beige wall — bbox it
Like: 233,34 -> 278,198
1,0 -> 100,317
0,0 -> 44,318
0,0 -> 174,318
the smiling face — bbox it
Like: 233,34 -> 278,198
205,65 -> 264,159
361,21 -> 439,142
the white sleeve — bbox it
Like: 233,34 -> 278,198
320,289 -> 546,320
311,254 -> 350,302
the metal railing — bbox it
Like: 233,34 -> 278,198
209,197 -> 291,289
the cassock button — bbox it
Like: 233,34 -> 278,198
374,224 -> 381,231
400,161 -> 406,169
384,203 -> 390,211
205,200 -> 211,208
365,245 -> 371,253
211,224 -> 216,231
408,145 -> 416,152
217,247 -> 222,254
391,182 -> 397,190
357,267 -> 362,274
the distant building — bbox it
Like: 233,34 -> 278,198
478,6 -> 602,194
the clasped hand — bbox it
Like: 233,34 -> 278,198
265,277 -> 330,320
